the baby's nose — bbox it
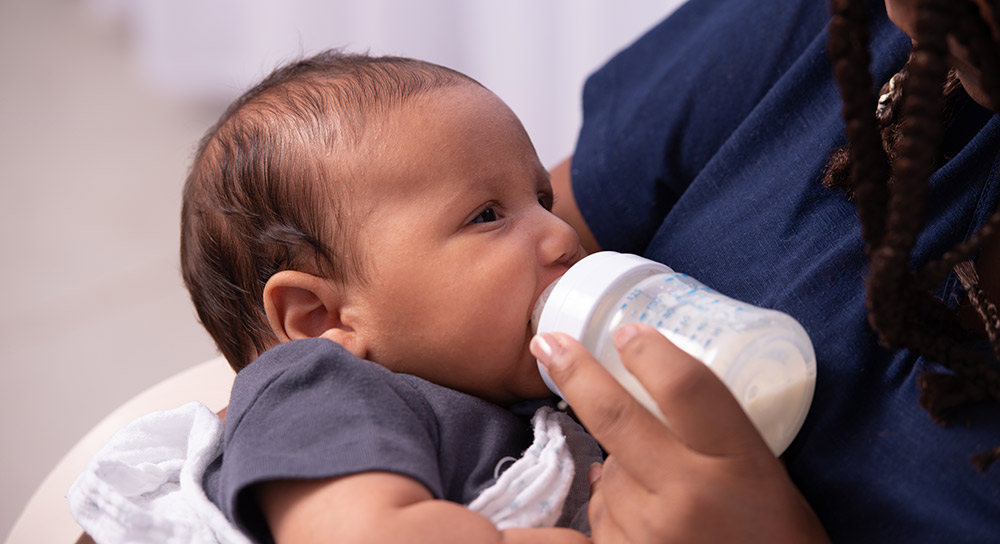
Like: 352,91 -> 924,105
538,214 -> 584,268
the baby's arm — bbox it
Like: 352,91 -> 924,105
256,470 -> 590,544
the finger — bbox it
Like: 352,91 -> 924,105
531,332 -> 680,484
615,324 -> 769,457
586,475 -> 628,544
591,455 -> 668,544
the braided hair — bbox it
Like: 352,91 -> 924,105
826,0 -> 1000,470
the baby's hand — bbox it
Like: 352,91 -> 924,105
531,324 -> 829,543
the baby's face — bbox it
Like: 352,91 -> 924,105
342,84 -> 583,405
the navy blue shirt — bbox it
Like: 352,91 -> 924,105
573,0 -> 1000,541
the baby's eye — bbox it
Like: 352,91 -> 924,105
470,207 -> 498,224
538,193 -> 554,211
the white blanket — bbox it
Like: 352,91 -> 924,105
67,402 -> 251,544
68,402 -> 585,542
467,406 -> 577,529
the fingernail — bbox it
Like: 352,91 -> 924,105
530,333 -> 563,369
613,323 -> 640,349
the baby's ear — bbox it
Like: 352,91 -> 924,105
263,271 -> 366,358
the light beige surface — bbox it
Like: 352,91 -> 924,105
0,0 -> 221,539
4,357 -> 235,544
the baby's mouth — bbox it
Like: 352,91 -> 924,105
530,277 -> 562,335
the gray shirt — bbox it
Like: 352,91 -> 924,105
203,338 -> 596,543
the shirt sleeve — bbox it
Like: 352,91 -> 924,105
572,0 -> 830,253
216,338 -> 442,542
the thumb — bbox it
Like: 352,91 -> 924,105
614,324 -> 771,457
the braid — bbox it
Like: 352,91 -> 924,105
822,63 -> 968,202
828,0 -> 1000,470
919,209 -> 1000,288
867,0 -> 952,349
828,0 -> 891,250
912,0 -> 1000,287
955,262 -> 1000,362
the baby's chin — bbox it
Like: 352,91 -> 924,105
518,363 -> 557,401
488,371 -> 553,407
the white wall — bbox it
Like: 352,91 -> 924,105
85,0 -> 685,167
0,0 -> 684,539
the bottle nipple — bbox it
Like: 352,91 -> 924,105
531,278 -> 560,334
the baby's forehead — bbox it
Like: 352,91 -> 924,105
285,82 -> 510,204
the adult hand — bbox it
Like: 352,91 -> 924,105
530,324 -> 829,543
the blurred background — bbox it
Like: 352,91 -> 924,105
0,0 -> 684,538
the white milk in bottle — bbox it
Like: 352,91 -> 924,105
531,251 -> 816,455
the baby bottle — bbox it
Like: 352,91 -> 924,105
531,251 -> 816,456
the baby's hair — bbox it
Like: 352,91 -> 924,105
181,50 -> 480,371
827,0 -> 1000,469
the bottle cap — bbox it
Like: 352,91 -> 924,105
534,251 -> 668,397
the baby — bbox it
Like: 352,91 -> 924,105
181,51 -> 601,543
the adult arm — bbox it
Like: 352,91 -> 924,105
531,325 -> 829,543
550,157 -> 600,254
256,471 -> 589,544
